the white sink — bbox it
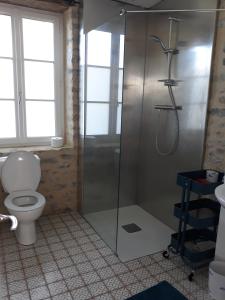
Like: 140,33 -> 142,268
215,184 -> 225,208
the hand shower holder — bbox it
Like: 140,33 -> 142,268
163,49 -> 179,55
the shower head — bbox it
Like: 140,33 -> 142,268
149,35 -> 179,54
149,35 -> 168,52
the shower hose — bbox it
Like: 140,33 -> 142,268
156,52 -> 180,156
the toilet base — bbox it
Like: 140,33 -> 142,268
16,221 -> 36,245
209,261 -> 225,300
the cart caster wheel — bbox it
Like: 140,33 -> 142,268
188,272 -> 195,282
163,251 -> 170,259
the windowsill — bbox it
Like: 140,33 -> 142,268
0,144 -> 73,154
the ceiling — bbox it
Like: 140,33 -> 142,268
116,0 -> 162,8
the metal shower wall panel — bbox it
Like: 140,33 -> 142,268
118,13 -> 148,207
135,11 -> 217,229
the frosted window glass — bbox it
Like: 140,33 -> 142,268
118,70 -> 123,102
80,29 -> 85,66
26,101 -> 55,137
87,30 -> 111,67
119,35 -> 124,68
87,67 -> 110,102
0,15 -> 13,57
24,61 -> 54,100
22,18 -> 54,61
0,59 -> 14,99
116,104 -> 122,134
86,103 -> 109,135
0,101 -> 16,138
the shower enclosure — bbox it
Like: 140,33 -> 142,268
80,8 -> 217,262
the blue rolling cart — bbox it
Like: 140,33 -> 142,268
163,170 -> 223,281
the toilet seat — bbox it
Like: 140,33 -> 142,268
4,190 -> 46,212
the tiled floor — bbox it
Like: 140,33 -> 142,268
0,211 -> 210,300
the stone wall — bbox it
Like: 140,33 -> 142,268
0,0 -> 80,215
204,1 -> 225,172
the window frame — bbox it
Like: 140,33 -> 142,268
84,29 -> 124,137
0,3 -> 64,147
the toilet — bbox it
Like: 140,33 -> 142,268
0,151 -> 46,245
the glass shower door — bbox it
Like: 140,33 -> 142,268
81,15 -> 125,252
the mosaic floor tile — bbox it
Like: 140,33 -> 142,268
48,280 -> 68,296
82,271 -> 101,284
127,282 -> 145,295
30,285 -> 50,300
97,266 -> 115,280
44,270 -> 63,284
93,293 -> 114,300
7,270 -> 25,283
70,286 -> 91,300
112,287 -> 131,300
9,290 -> 31,300
52,292 -> 73,300
103,276 -> 123,291
0,211 -> 211,300
146,262 -> 164,276
88,281 -> 108,297
132,268 -> 150,280
71,253 -> 88,264
60,264 -> 77,277
27,275 -> 46,290
8,279 -> 27,295
65,275 -> 85,290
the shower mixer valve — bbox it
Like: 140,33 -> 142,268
158,79 -> 183,87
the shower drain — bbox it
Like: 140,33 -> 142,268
122,223 -> 142,233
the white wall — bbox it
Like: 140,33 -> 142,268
83,0 -> 134,33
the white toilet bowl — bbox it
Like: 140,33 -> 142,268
0,151 -> 46,245
4,190 -> 45,245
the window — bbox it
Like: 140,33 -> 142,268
85,30 -> 124,136
117,35 -> 124,134
0,5 -> 63,146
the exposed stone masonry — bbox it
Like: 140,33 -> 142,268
204,1 -> 225,171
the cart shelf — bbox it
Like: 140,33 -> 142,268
177,170 -> 224,194
174,198 -> 220,229
171,229 -> 216,263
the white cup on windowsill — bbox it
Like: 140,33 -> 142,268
51,137 -> 64,148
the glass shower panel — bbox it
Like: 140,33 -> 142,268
81,15 -> 125,252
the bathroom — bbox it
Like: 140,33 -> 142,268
0,0 -> 225,299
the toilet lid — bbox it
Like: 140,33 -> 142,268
1,151 -> 41,193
